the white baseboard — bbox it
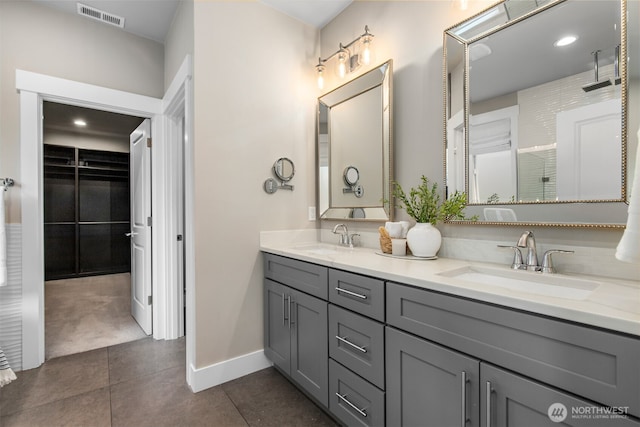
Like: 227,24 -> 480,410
188,349 -> 272,393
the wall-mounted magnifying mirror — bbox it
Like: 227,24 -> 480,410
344,166 -> 359,186
274,157 -> 295,183
443,0 -> 635,227
264,157 -> 295,194
318,60 -> 393,221
342,166 -> 364,198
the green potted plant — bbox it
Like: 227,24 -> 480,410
392,175 -> 474,257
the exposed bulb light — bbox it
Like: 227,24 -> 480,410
314,25 -> 375,90
74,119 -> 87,127
362,37 -> 372,65
316,60 -> 325,90
554,35 -> 578,47
337,50 -> 348,79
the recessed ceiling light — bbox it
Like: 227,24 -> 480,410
554,35 -> 578,47
74,119 -> 87,127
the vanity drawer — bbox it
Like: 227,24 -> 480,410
329,269 -> 384,321
329,359 -> 385,427
264,253 -> 328,299
386,282 -> 640,417
329,304 -> 385,389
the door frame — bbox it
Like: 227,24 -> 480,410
17,57 -> 193,375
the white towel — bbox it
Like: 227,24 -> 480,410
616,128 -> 640,263
385,222 -> 403,238
0,191 -> 6,287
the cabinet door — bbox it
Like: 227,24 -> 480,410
264,279 -> 291,375
290,288 -> 329,407
481,363 -> 640,427
387,327 -> 480,427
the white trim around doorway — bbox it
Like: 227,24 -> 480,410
16,63 -> 193,374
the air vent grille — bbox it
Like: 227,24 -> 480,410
77,3 -> 125,28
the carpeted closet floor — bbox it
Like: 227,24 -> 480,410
45,273 -> 148,360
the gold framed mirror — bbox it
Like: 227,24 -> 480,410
443,0 -> 636,227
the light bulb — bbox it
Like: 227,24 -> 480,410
362,38 -> 371,65
316,59 -> 325,90
338,52 -> 347,78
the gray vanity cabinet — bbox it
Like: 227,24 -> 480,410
387,326 -> 640,427
263,252 -> 640,426
263,254 -> 329,407
386,282 -> 640,426
386,327 -> 480,427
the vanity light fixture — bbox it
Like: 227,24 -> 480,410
315,25 -> 374,90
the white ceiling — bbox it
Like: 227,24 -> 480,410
33,0 -> 351,44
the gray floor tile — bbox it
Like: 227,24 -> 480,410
110,365 -> 248,427
222,368 -> 338,427
0,348 -> 109,416
0,387 -> 111,427
108,336 -> 186,385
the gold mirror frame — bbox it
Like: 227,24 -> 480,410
443,0 -> 632,228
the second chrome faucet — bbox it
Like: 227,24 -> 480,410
499,231 -> 573,274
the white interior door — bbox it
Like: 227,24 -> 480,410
130,119 -> 152,335
556,99 -> 622,200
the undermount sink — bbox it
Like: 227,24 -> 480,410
291,243 -> 349,256
438,265 -> 601,300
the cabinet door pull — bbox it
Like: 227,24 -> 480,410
282,293 -> 287,326
335,287 -> 367,299
335,393 -> 368,418
286,295 -> 291,329
461,371 -> 468,426
289,298 -> 295,327
335,335 -> 367,353
486,381 -> 493,427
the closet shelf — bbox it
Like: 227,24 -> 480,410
44,144 -> 131,280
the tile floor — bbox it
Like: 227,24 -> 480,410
0,337 -> 338,427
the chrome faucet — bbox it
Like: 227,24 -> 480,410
332,223 -> 359,248
517,231 -> 539,271
514,230 -> 574,273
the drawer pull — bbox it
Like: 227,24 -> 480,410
335,287 -> 367,299
335,335 -> 368,353
335,393 -> 368,418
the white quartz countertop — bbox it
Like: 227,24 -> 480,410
260,235 -> 640,337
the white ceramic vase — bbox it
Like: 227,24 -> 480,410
406,222 -> 442,257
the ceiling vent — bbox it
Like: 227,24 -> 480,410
76,3 -> 125,28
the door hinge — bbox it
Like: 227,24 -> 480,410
148,295 -> 152,305
177,234 -> 183,241
147,216 -> 152,227
147,137 -> 152,148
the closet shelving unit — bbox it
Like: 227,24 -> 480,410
44,144 -> 131,280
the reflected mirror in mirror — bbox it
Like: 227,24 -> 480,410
274,157 -> 295,182
344,166 -> 360,186
318,60 -> 393,221
443,0 -> 633,227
